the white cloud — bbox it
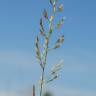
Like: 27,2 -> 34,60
0,50 -> 37,70
0,87 -> 96,96
0,92 -> 17,96
0,50 -> 95,96
47,87 -> 96,96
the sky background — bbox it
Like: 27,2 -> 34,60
0,0 -> 96,96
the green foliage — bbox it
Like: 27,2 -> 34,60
43,92 -> 53,96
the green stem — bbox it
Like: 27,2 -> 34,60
39,7 -> 56,96
40,38 -> 49,96
40,68 -> 45,96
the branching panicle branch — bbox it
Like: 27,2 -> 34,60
35,0 -> 65,96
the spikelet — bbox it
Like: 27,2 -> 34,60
53,35 -> 64,49
56,17 -> 65,29
43,9 -> 48,20
58,4 -> 63,12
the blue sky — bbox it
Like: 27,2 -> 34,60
0,0 -> 96,96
